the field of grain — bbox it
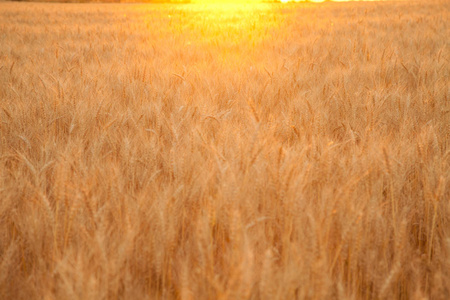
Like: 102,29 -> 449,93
0,1 -> 449,299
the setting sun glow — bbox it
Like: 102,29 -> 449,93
194,0 -> 347,3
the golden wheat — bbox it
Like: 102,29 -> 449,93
0,1 -> 449,299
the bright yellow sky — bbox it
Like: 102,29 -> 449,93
193,0 -> 348,3
193,0 -> 263,3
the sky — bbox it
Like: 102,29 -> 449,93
192,0 -> 360,3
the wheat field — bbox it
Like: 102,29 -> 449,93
0,1 -> 449,299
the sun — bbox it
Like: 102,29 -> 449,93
194,0 -> 261,3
